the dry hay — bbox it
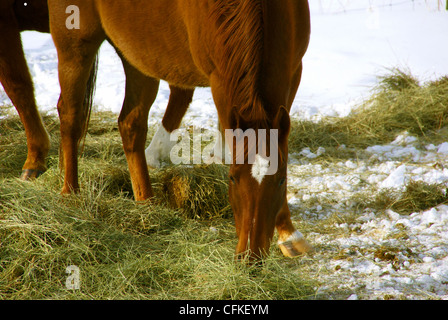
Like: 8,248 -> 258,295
153,164 -> 232,220
289,69 -> 448,158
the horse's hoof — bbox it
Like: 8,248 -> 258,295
20,169 -> 45,181
146,157 -> 162,169
278,231 -> 314,257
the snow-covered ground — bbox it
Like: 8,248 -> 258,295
2,0 -> 448,299
288,132 -> 448,299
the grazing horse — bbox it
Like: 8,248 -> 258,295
0,0 -> 189,177
0,0 -> 50,179
49,0 -> 312,261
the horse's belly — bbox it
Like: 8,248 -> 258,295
113,43 -> 208,87
99,2 -> 210,87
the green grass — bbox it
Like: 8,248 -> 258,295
289,69 -> 448,159
0,179 -> 314,299
2,70 -> 448,300
363,180 -> 448,215
0,107 -> 316,300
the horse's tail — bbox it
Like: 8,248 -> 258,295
79,53 -> 99,154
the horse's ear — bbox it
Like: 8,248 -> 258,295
274,106 -> 290,145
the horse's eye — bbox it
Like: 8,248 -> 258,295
279,178 -> 286,186
230,176 -> 236,185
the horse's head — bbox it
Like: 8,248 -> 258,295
226,106 -> 291,262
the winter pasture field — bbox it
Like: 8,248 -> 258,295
1,0 -> 448,300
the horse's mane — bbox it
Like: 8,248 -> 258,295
211,0 -> 268,124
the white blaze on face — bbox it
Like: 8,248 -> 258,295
251,154 -> 270,184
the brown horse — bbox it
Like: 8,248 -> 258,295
0,0 -> 191,177
0,0 -> 51,179
49,0 -> 312,261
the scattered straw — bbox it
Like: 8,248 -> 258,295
289,69 -> 448,158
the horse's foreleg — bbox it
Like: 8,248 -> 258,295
276,63 -> 313,257
119,59 -> 160,201
145,85 -> 194,168
0,15 -> 49,179
276,202 -> 314,257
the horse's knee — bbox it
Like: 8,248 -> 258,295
118,112 -> 148,153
